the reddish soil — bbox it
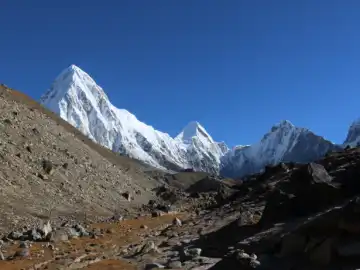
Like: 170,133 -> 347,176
0,214 -> 184,270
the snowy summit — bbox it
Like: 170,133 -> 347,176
41,65 -> 346,178
40,65 -> 227,173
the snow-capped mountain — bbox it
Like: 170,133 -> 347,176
220,120 -> 341,178
40,64 -> 348,179
344,119 -> 360,147
40,65 -> 227,173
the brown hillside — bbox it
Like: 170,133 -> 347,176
0,84 -> 163,232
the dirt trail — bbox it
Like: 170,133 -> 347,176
0,214 -> 184,270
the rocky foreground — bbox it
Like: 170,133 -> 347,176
0,147 -> 360,269
2,84 -> 360,269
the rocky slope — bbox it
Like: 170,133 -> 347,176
2,145 -> 360,269
40,65 -> 228,174
40,65 -> 349,178
0,84 -> 164,233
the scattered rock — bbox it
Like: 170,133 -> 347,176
14,248 -> 30,258
172,217 -> 182,226
74,224 -> 89,237
25,145 -> 32,153
140,241 -> 159,254
40,220 -> 52,237
3,119 -> 12,125
28,229 -> 42,241
106,228 -> 114,234
167,260 -> 182,268
152,211 -> 163,217
122,192 -> 132,201
37,172 -> 48,180
42,159 -> 54,175
144,263 -> 165,270
337,241 -> 360,257
278,233 -> 307,257
8,231 -> 23,240
308,238 -> 334,265
184,248 -> 202,258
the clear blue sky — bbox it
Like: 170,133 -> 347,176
1,0 -> 360,147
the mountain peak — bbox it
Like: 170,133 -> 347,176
277,120 -> 294,128
176,121 -> 213,144
40,65 -> 109,118
270,120 -> 294,132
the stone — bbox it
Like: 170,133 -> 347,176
25,145 -> 32,153
278,233 -> 307,257
40,220 -> 52,237
48,229 -> 69,242
19,241 -> 29,248
106,228 -> 114,234
14,248 -> 30,258
152,211 -> 163,217
172,217 -> 182,226
249,259 -> 261,268
140,241 -> 159,254
111,214 -> 124,222
42,159 -> 54,175
37,173 -> 48,180
337,241 -> 360,257
168,260 -> 182,268
308,238 -> 334,265
8,231 -> 23,240
74,224 -> 89,237
122,192 -> 132,201
29,229 -> 42,241
145,263 -> 165,270
184,248 -> 202,258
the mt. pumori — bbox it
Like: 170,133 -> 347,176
40,65 -> 356,178
40,65 -> 227,174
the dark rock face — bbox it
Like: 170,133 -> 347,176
260,163 -> 341,227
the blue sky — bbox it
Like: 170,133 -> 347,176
1,0 -> 360,147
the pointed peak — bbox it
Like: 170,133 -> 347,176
270,120 -> 294,132
69,64 -> 79,70
183,121 -> 203,130
277,120 -> 294,127
40,64 -> 108,108
60,64 -> 86,76
176,121 -> 213,144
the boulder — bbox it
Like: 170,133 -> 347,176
278,233 -> 307,257
308,238 -> 334,265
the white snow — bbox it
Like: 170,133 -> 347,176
221,120 -> 336,177
40,65 -> 228,173
40,64 -> 339,178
